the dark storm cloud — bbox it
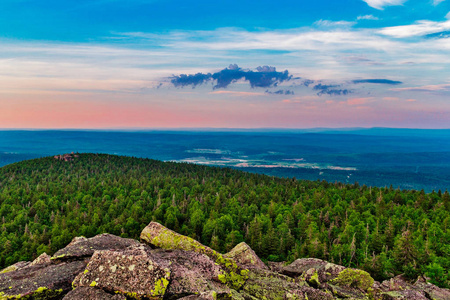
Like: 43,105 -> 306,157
170,65 -> 292,89
313,84 -> 351,96
352,79 -> 402,85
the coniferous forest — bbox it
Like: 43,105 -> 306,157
0,154 -> 448,287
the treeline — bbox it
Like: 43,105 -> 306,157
0,154 -> 448,287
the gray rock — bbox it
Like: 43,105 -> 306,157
52,233 -> 139,261
29,252 -> 51,267
0,260 -> 87,299
282,258 -> 345,284
73,246 -> 171,299
224,242 -> 268,270
148,248 -> 231,298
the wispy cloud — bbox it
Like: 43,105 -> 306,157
362,0 -> 407,10
379,20 -> 450,38
357,15 -> 379,21
391,84 -> 450,92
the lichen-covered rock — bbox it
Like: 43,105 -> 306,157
140,222 -> 248,290
380,275 -> 415,292
63,287 -> 126,300
413,277 -> 450,300
286,286 -> 334,300
380,290 -> 428,299
29,253 -> 51,267
224,242 -> 268,270
73,246 -> 171,299
0,261 -> 30,274
241,268 -> 307,300
282,258 -> 345,285
0,260 -> 87,299
177,291 -> 232,300
52,233 -> 139,261
147,248 -> 231,298
267,261 -> 287,273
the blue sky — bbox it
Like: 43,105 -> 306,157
0,0 -> 449,128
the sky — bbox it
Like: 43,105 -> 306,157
0,0 -> 449,129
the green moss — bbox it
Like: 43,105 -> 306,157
50,254 -> 66,260
1,287 -> 64,300
330,268 -> 374,291
151,277 -> 169,296
308,270 -> 320,287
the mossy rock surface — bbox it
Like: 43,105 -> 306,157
241,268 -> 306,300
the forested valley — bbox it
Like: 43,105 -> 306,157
0,154 -> 448,287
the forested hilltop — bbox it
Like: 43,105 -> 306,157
0,154 -> 448,288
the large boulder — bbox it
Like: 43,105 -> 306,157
72,246 -> 171,299
52,233 -> 139,261
147,248 -> 231,298
0,260 -> 87,299
140,222 -> 248,290
224,242 -> 268,270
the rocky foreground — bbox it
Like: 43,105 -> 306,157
1,222 -> 449,300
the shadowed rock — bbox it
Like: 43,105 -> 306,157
241,268 -> 308,299
0,260 -> 87,299
63,287 -> 126,299
52,233 -> 139,261
140,222 -> 248,290
224,242 -> 268,270
73,246 -> 171,299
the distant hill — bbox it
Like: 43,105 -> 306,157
0,154 -> 448,287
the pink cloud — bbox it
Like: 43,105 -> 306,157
346,97 -> 373,106
391,84 -> 450,92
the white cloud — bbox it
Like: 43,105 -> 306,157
357,15 -> 379,20
362,0 -> 408,10
446,11 -> 450,19
379,20 -> 450,37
